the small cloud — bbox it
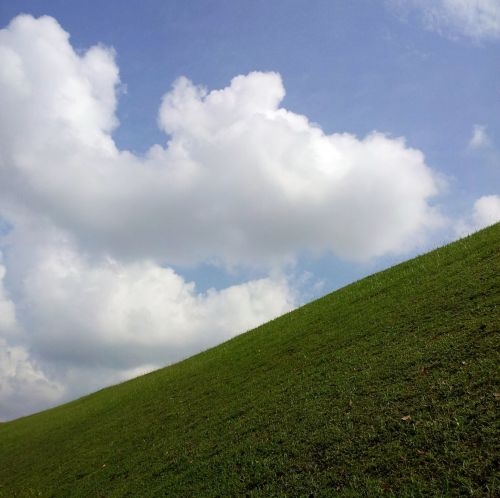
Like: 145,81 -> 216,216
469,124 -> 491,149
455,194 -> 500,236
391,0 -> 500,41
472,195 -> 500,227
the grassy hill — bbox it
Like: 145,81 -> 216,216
0,224 -> 498,497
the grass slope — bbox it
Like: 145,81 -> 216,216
0,225 -> 499,497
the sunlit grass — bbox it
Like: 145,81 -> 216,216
0,224 -> 498,497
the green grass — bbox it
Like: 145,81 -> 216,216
0,224 -> 499,497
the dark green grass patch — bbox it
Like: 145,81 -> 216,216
0,224 -> 499,497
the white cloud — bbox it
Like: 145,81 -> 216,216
455,194 -> 500,235
0,224 -> 294,419
469,124 -> 492,149
474,195 -> 500,226
0,14 -> 444,268
392,0 -> 500,40
0,14 -> 447,419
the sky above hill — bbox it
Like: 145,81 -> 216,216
0,0 -> 499,420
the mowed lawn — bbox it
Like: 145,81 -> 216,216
0,224 -> 498,497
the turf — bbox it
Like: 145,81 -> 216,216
0,224 -> 499,497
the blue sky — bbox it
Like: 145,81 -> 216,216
0,0 -> 499,419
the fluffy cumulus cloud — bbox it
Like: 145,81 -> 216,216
0,15 -> 444,267
0,15 -> 447,419
456,195 -> 500,235
392,0 -> 500,40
